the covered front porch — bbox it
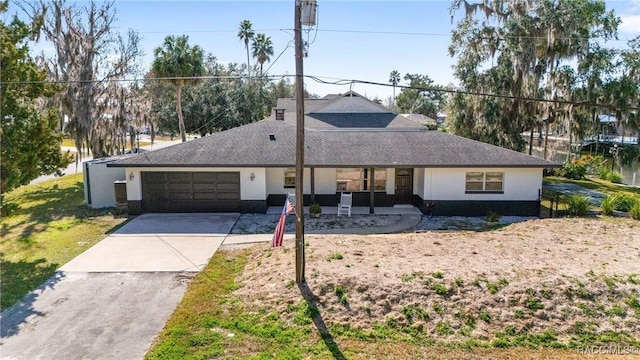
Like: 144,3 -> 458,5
266,205 -> 422,215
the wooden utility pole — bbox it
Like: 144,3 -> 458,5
294,0 -> 305,284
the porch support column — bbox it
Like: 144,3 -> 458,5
369,167 -> 375,214
310,168 -> 315,204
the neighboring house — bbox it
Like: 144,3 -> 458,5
400,113 -> 438,127
597,114 -> 638,144
109,92 -> 558,216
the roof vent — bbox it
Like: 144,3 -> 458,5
269,133 -> 276,141
275,108 -> 285,120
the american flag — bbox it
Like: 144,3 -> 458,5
271,195 -> 295,247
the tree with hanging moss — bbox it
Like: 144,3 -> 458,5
448,0 -> 619,153
1,1 -> 72,213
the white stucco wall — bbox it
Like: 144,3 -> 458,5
124,167 -> 266,201
84,161 -> 125,208
386,168 -> 395,194
413,168 -> 425,199
314,168 -> 337,194
266,168 -> 311,194
419,168 -> 542,201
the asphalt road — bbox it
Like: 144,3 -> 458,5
0,273 -> 189,360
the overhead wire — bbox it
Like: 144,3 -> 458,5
1,75 -> 638,111
99,27 -> 635,43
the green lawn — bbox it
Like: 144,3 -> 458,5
545,176 -> 640,197
61,138 -> 153,149
542,176 -> 640,216
0,173 -> 128,309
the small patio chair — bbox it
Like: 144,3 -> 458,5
337,192 -> 352,217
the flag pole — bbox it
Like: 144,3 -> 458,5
294,0 -> 305,284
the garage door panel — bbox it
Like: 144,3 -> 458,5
192,173 -> 216,182
144,172 -> 167,182
142,171 -> 241,213
217,183 -> 239,191
167,192 -> 192,200
217,192 -> 240,200
167,173 -> 192,182
168,183 -> 192,191
193,183 -> 217,191
193,193 -> 217,200
167,200 -> 196,212
216,173 -> 240,182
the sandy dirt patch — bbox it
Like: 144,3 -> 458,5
234,217 -> 640,344
230,214 -> 534,234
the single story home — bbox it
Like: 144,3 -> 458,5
108,92 -> 558,216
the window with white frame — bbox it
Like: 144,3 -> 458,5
336,168 -> 386,191
465,172 -> 504,193
284,168 -> 295,188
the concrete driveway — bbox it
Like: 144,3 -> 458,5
61,213 -> 239,272
0,213 -> 239,360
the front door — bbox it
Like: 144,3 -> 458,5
395,168 -> 413,204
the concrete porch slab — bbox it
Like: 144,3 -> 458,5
266,206 -> 422,215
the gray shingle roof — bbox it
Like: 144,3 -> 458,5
306,113 -> 419,128
110,119 -> 558,168
275,92 -> 392,115
275,98 -> 331,113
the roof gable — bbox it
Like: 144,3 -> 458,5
313,93 -> 391,114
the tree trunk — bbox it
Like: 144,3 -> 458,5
176,83 -> 187,142
544,113 -> 551,160
593,109 -> 599,155
246,45 -> 251,79
150,122 -> 156,145
529,127 -> 534,155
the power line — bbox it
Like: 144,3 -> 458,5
1,74 -> 638,111
308,76 -> 640,111
107,26 -> 635,43
315,28 -> 634,43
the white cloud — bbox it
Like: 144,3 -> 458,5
619,14 -> 640,34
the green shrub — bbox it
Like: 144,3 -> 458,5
574,155 -> 606,175
309,203 -> 321,214
611,194 -> 638,212
423,122 -> 438,130
600,196 -> 615,215
608,171 -> 623,183
599,168 -> 624,183
630,202 -> 640,220
559,162 -> 586,180
598,168 -> 610,180
485,211 -> 500,223
566,194 -> 590,216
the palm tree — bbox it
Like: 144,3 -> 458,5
252,33 -> 274,77
152,35 -> 204,142
389,70 -> 401,104
237,20 -> 255,78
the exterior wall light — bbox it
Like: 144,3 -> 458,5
128,172 -> 134,181
250,172 -> 256,181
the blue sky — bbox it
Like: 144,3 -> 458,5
6,1 -> 640,100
